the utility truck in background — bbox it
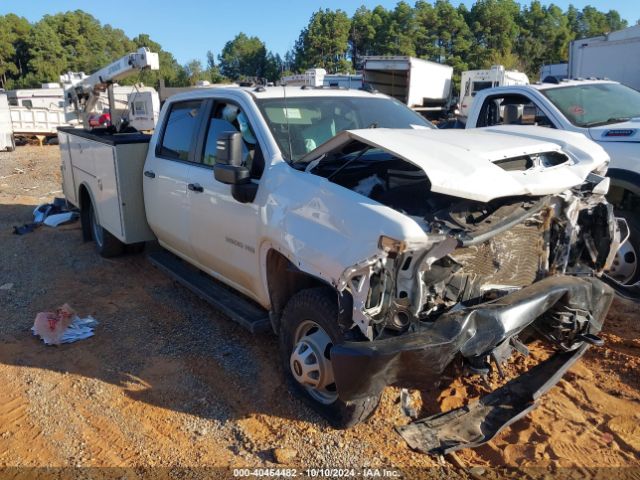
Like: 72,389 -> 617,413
463,79 -> 640,298
0,93 -> 15,151
568,24 -> 640,91
59,75 -> 621,453
362,56 -> 453,120
459,65 -> 529,118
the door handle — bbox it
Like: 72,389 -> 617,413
144,170 -> 156,179
188,183 -> 204,193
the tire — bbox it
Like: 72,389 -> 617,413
88,200 -> 124,258
126,242 -> 146,254
608,210 -> 640,286
279,287 -> 381,429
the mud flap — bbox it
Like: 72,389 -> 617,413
396,343 -> 589,455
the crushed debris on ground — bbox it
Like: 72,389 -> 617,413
0,146 -> 638,475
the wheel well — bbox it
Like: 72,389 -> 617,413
608,169 -> 640,213
266,250 -> 332,333
78,184 -> 93,242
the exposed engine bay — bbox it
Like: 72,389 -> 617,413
306,145 -> 619,342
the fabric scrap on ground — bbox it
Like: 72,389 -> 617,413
13,198 -> 77,235
32,304 -> 98,345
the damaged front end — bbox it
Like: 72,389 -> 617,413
332,174 -> 618,453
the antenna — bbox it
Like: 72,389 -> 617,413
283,84 -> 294,162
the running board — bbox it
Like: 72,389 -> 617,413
396,344 -> 589,455
147,250 -> 271,334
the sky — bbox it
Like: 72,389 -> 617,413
1,1 -> 638,65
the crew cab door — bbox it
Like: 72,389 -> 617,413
187,99 -> 265,296
143,99 -> 205,261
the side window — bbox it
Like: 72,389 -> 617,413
478,95 -> 554,128
158,100 -> 202,161
202,102 -> 265,179
22,99 -> 32,108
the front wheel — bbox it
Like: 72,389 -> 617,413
279,287 -> 381,429
608,211 -> 639,287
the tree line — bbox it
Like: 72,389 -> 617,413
0,1 -> 630,91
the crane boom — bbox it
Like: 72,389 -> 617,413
64,47 -> 160,131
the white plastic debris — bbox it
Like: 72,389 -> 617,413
43,212 -> 78,227
32,304 -> 98,345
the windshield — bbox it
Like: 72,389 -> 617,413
256,96 -> 433,161
542,83 -> 640,128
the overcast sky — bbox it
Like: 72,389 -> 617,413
1,0 -> 637,65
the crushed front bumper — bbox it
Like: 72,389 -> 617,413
331,275 -> 613,402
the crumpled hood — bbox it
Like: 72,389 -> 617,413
302,125 -> 609,202
588,117 -> 640,143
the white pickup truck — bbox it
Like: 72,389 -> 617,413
59,86 -> 619,454
464,79 -> 640,298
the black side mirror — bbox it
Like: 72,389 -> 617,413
213,131 -> 249,184
212,131 -> 258,203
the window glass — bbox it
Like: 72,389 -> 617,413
472,81 -> 493,96
542,83 -> 640,127
478,95 -> 554,128
159,101 -> 201,161
257,96 -> 433,161
203,118 -> 248,165
22,99 -> 32,108
202,102 -> 264,178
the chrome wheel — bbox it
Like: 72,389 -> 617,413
609,239 -> 637,285
290,320 -> 337,405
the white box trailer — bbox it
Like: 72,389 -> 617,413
281,68 -> 327,87
362,56 -> 453,118
7,85 -> 64,110
58,127 -> 155,244
569,24 -> 640,91
459,65 -> 529,118
0,93 -> 14,151
10,108 -> 68,135
323,74 -> 363,89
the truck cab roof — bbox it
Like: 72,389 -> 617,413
165,85 -> 389,104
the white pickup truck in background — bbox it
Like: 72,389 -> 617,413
59,85 -> 620,454
464,79 -> 640,297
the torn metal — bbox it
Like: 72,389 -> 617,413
332,275 -> 613,401
337,176 -> 619,342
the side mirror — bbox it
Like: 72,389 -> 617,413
212,131 -> 258,204
213,131 -> 249,185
